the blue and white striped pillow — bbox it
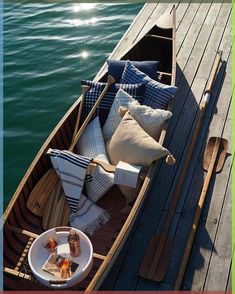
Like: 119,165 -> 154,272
81,80 -> 145,125
120,60 -> 178,109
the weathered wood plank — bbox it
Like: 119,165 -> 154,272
203,174 -> 232,291
162,2 -> 232,215
226,259 -> 232,291
158,40 -> 232,289
176,2 -> 213,75
183,149 -> 232,290
165,2 -> 221,147
175,2 -> 190,30
158,99 -> 232,290
140,2 -> 231,290
176,1 -> 201,53
180,83 -> 232,291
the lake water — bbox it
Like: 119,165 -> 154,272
4,3 -> 143,207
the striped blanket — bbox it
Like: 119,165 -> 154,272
47,148 -> 110,234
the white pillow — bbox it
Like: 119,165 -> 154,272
119,101 -> 172,141
77,117 -> 114,202
102,88 -> 135,141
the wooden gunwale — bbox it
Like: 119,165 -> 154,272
4,4 -> 176,291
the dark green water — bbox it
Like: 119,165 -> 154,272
4,3 -> 143,208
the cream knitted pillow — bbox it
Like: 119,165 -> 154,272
106,112 -> 171,167
119,101 -> 172,140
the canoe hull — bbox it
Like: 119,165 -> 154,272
4,4 -> 176,291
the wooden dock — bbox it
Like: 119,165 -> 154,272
100,2 -> 232,291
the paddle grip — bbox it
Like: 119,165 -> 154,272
204,50 -> 222,95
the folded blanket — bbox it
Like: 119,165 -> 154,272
47,148 -> 91,213
47,148 -> 110,234
70,193 -> 110,235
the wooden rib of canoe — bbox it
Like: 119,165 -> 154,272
3,4 -> 176,291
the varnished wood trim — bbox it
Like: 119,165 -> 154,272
146,34 -> 173,41
171,6 -> 176,86
157,70 -> 172,76
14,237 -> 34,271
6,225 -> 39,239
4,267 -> 32,280
93,253 -> 106,261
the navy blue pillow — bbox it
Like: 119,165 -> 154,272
107,59 -> 159,83
81,80 -> 145,125
120,61 -> 178,109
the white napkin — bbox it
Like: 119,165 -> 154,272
114,161 -> 141,188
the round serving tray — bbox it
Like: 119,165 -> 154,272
28,227 -> 93,288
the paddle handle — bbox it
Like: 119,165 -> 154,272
69,75 -> 115,152
174,137 -> 221,290
205,51 -> 222,95
71,85 -> 90,146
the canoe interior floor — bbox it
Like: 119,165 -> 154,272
3,186 -> 128,290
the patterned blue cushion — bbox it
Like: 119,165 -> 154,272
107,59 -> 159,83
120,60 -> 178,109
81,80 -> 145,125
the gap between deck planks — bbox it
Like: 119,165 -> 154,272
99,1 -> 231,292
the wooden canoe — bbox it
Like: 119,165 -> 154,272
3,4 -> 176,291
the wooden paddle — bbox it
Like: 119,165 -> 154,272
41,76 -> 115,229
139,51 -> 223,282
42,181 -> 71,230
27,85 -> 90,217
174,137 -> 228,290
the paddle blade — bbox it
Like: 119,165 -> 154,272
139,235 -> 173,282
42,182 -> 70,230
203,137 -> 228,173
27,169 -> 59,217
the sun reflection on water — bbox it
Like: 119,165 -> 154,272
70,17 -> 98,27
69,4 -> 97,64
72,4 -> 97,13
80,51 -> 89,59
